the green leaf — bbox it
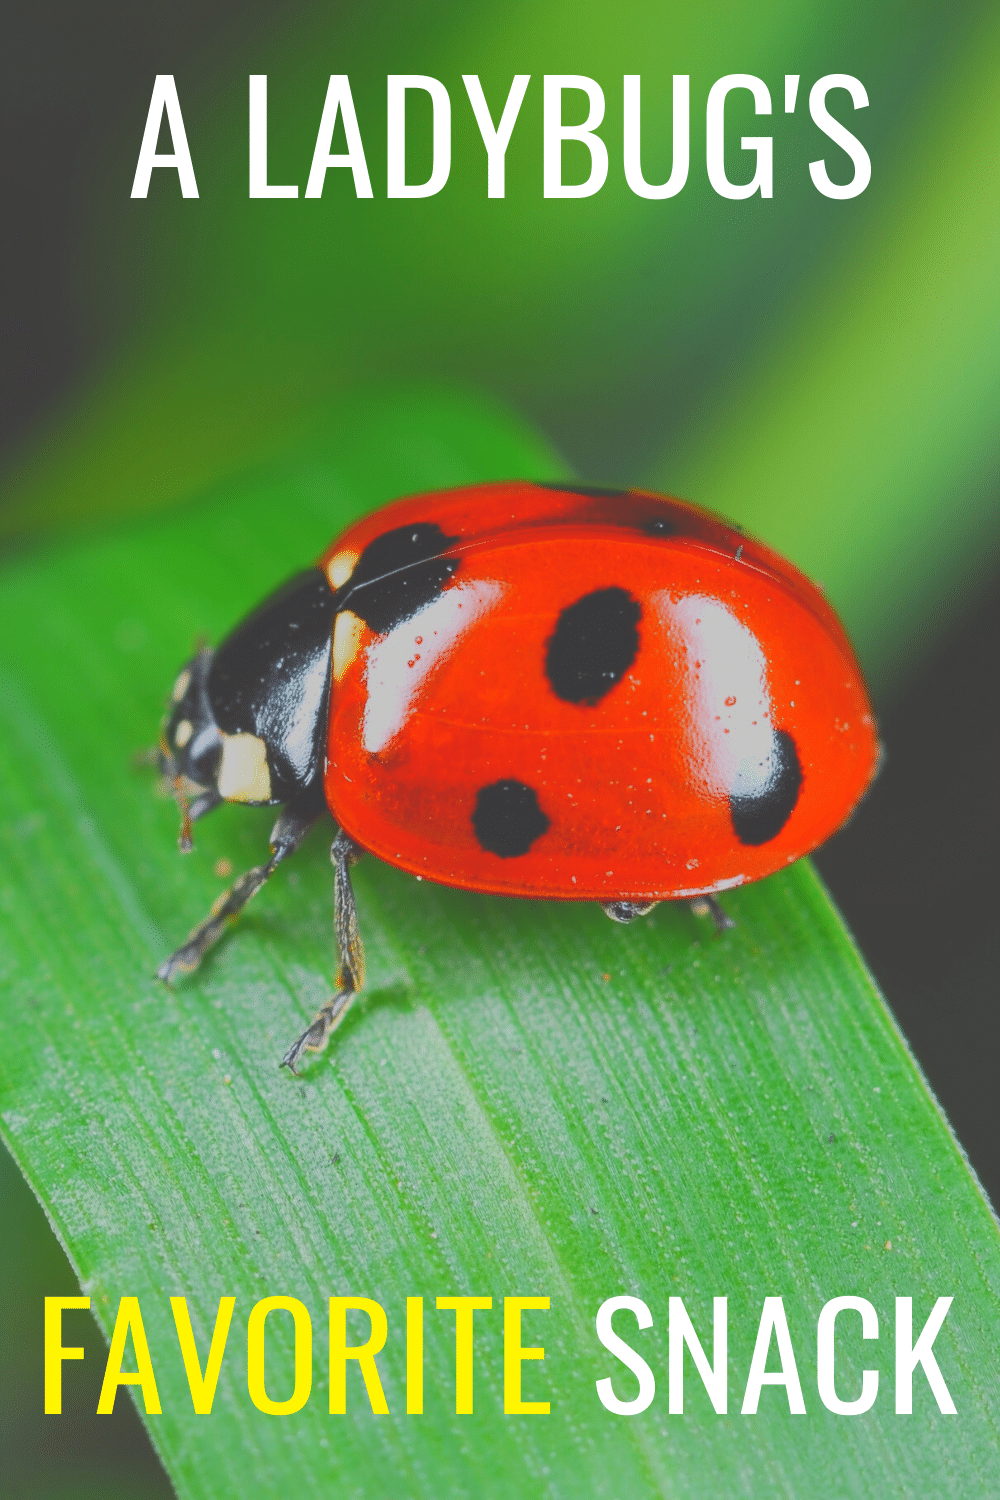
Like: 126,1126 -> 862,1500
647,5 -> 1000,689
1,391 -> 997,1497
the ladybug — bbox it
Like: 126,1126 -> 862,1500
155,481 -> 879,1071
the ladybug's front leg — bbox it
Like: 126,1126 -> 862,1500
280,829 -> 366,1074
156,796 -> 324,981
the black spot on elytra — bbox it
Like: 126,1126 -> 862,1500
545,587 -> 641,705
536,482 -> 630,498
339,522 -> 459,634
472,780 -> 550,858
641,515 -> 679,536
729,730 -> 803,845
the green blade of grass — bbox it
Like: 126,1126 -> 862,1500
648,4 -> 1000,689
1,391 -> 997,1498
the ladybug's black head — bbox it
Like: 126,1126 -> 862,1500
158,568 -> 339,849
158,647 -> 223,847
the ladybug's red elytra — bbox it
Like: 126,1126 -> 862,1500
156,481 -> 879,1070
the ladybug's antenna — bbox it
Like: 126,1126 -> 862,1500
175,783 -> 194,853
158,728 -> 194,853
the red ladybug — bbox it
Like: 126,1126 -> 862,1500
156,482 -> 878,1071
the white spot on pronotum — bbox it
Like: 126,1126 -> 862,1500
172,668 -> 191,702
174,718 -> 193,748
217,732 -> 272,803
327,549 -> 359,590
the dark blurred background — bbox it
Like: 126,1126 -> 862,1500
1,5 -> 996,1497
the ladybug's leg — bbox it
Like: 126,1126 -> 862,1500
280,829 -> 365,1074
602,900 -> 658,923
156,797 -> 324,982
689,895 -> 736,933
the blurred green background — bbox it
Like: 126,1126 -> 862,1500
1,2 -> 997,1495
